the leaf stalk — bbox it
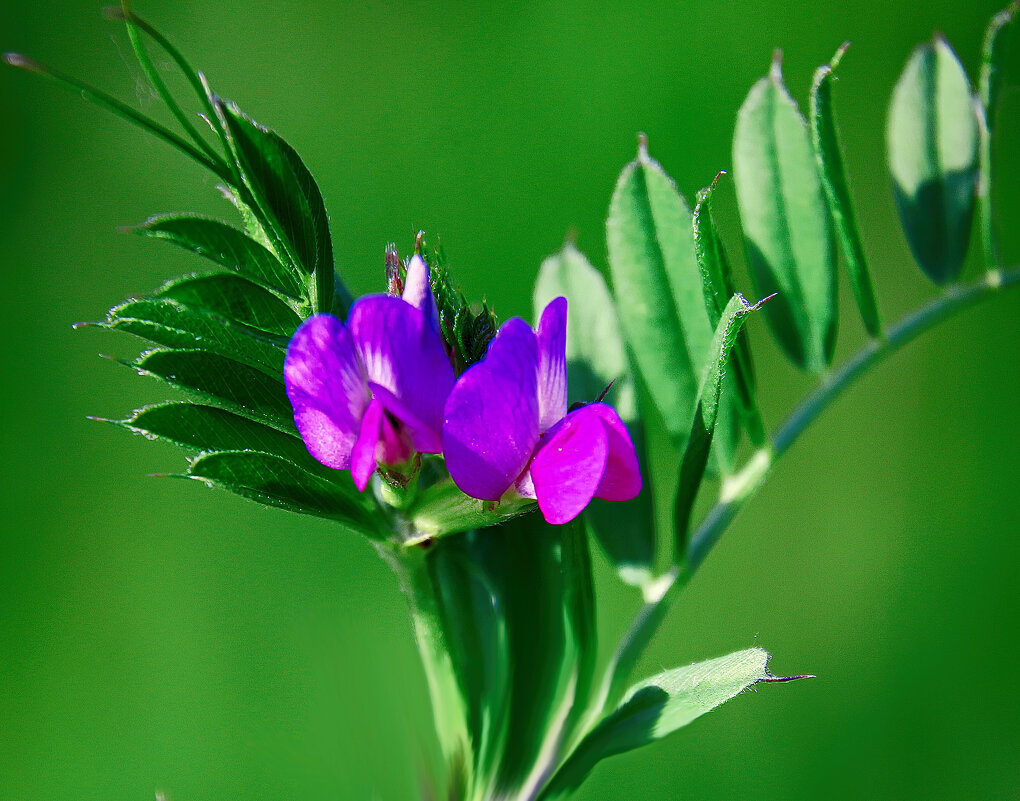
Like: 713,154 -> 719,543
686,265 -> 1020,572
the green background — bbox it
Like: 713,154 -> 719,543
2,1 -> 1018,799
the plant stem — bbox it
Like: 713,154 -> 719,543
685,266 -> 1020,572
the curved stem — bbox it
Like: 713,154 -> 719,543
686,266 -> 1020,572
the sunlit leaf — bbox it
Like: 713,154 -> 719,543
108,402 -> 308,462
218,101 -> 343,315
978,3 -> 1017,270
101,298 -> 285,374
734,57 -> 837,372
676,293 -> 768,556
135,214 -> 305,299
607,140 -> 705,441
128,348 -> 294,433
888,37 -> 979,284
693,178 -> 764,447
541,648 -> 797,799
184,449 -> 377,533
810,44 -> 882,337
980,2 -> 1018,130
153,273 -> 302,336
407,479 -> 534,540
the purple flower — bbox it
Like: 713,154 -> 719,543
284,256 -> 454,490
442,297 -> 642,525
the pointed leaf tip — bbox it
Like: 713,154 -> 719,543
770,49 -> 784,79
3,53 -> 39,71
811,40 -> 882,337
762,673 -> 816,682
832,41 -> 851,67
734,60 -> 837,371
637,131 -> 649,160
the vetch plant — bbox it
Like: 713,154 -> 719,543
5,4 -> 1018,799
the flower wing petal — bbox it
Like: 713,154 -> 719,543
587,403 -> 643,501
531,404 -> 609,524
350,398 -> 384,491
536,296 -> 569,432
369,381 -> 442,454
350,398 -> 411,491
284,314 -> 369,469
443,317 -> 541,501
351,295 -> 455,445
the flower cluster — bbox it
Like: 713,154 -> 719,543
284,256 -> 641,525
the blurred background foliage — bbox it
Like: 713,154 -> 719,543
1,1 -> 1018,799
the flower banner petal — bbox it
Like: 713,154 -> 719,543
531,406 -> 610,524
536,296 -> 569,432
402,254 -> 441,333
351,295 -> 455,444
284,314 -> 369,469
443,317 -> 540,501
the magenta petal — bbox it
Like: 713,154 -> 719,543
401,254 -> 440,333
586,403 -> 643,501
536,296 -> 568,432
351,398 -> 411,491
531,405 -> 609,525
284,314 -> 369,469
352,397 -> 395,487
350,398 -> 384,490
370,381 -> 441,454
443,317 -> 541,501
350,295 -> 455,445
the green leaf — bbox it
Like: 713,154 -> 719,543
107,402 -> 309,463
607,140 -> 708,441
407,479 -> 534,540
106,7 -> 235,176
541,648 -> 792,799
417,233 -> 499,370
218,101 -> 343,315
423,536 -> 509,777
135,214 -> 305,300
153,273 -> 302,336
2,53 -> 229,182
482,516 -> 577,793
978,3 -> 1017,270
184,450 -> 377,533
117,6 -> 225,170
733,57 -> 837,372
102,298 -> 285,375
888,37 -> 979,284
387,544 -> 475,794
128,349 -> 294,433
534,242 -> 654,582
693,179 -> 765,447
810,44 -> 882,338
676,293 -> 769,556
556,518 -> 598,753
397,517 -> 597,798
980,2 -> 1018,130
